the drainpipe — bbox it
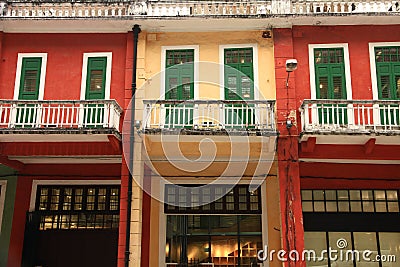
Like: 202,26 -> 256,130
126,24 -> 141,267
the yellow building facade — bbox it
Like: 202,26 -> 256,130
131,30 -> 281,267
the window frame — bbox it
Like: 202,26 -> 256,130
219,44 -> 259,101
0,181 -> 7,234
29,180 -> 120,212
13,53 -> 47,100
80,52 -> 112,100
308,43 -> 352,100
369,42 -> 400,101
161,45 -> 199,100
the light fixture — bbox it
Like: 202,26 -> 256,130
262,30 -> 272,38
285,59 -> 298,72
134,120 -> 142,130
285,59 -> 298,88
286,119 -> 293,129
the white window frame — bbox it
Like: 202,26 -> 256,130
369,42 -> 400,100
219,44 -> 260,101
13,53 -> 48,100
308,43 -> 352,100
308,44 -> 353,125
80,52 -> 112,100
0,180 -> 7,234
29,179 -> 120,212
369,42 -> 400,125
160,45 -> 200,100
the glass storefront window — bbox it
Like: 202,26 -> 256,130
166,215 -> 262,266
379,232 -> 400,267
304,232 -> 328,266
353,232 -> 379,267
328,232 -> 353,267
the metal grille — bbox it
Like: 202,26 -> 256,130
36,185 -> 120,230
375,46 -> 400,62
314,48 -> 344,64
224,48 -> 253,64
165,184 -> 261,214
166,49 -> 194,66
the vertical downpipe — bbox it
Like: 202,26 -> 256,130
126,24 -> 141,267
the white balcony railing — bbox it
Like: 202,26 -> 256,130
1,0 -> 399,19
0,99 -> 122,131
300,99 -> 400,134
143,99 -> 276,132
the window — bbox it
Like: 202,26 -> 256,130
165,184 -> 263,266
369,43 -> 400,126
86,57 -> 107,100
35,185 -> 120,230
301,189 -> 399,213
80,52 -> 112,101
165,184 -> 261,214
314,48 -> 346,99
224,48 -> 254,100
374,46 -> 400,100
166,215 -> 262,266
164,49 -> 195,100
13,53 -> 47,101
309,44 -> 351,100
304,231 -> 400,267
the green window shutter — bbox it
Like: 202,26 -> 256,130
165,50 -> 194,100
18,57 -> 42,100
314,48 -> 346,100
85,57 -> 107,100
224,48 -> 254,100
375,47 -> 400,100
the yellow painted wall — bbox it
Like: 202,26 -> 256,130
137,31 -> 276,101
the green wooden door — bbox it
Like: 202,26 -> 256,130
314,48 -> 347,124
84,57 -> 107,127
165,49 -> 194,128
375,47 -> 400,126
224,48 -> 255,128
17,57 -> 42,127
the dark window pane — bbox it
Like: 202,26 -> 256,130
89,70 -> 104,92
23,70 -> 39,92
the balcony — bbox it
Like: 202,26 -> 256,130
143,99 -> 276,134
1,0 -> 399,18
1,0 -> 399,32
300,99 -> 400,145
0,99 -> 122,142
140,99 -> 277,178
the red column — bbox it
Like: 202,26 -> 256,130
140,165 -> 151,267
117,31 -> 133,267
7,177 -> 32,267
273,28 -> 305,267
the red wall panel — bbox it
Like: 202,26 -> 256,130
0,33 -> 127,107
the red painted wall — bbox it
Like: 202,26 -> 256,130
0,33 -> 126,107
7,163 -> 121,267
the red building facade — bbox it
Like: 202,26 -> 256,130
0,32 -> 133,266
0,1 -> 399,267
274,25 -> 400,266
